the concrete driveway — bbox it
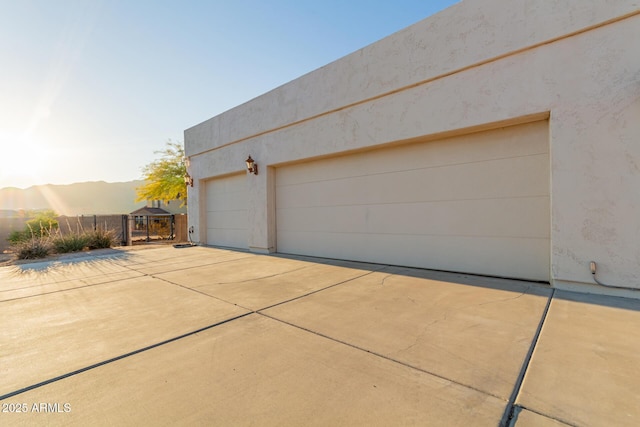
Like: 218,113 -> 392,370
0,246 -> 638,426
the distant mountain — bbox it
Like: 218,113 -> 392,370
0,209 -> 18,218
0,181 -> 148,216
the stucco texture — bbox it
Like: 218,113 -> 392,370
185,0 -> 640,296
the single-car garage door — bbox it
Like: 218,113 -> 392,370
276,121 -> 550,281
205,173 -> 248,249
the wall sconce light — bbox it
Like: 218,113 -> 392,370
246,156 -> 258,175
183,156 -> 194,187
184,172 -> 194,187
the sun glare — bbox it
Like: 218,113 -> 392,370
0,135 -> 50,188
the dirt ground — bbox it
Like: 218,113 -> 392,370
0,252 -> 15,267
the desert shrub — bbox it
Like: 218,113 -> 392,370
15,237 -> 52,259
7,210 -> 59,246
86,228 -> 116,249
9,215 -> 117,258
53,233 -> 90,253
25,210 -> 59,237
8,230 -> 30,245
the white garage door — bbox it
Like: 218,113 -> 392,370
205,173 -> 248,249
276,121 -> 550,281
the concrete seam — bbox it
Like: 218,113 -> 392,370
0,251 -> 253,301
121,254 -> 256,275
0,254 -> 254,303
215,264 -> 313,285
0,271 -> 152,303
0,268 -> 141,293
0,252 -> 256,304
0,312 -> 253,401
257,311 -> 505,402
146,258 -> 386,311
257,265 -> 389,312
513,404 -> 578,427
151,274 -> 254,312
500,289 -> 556,427
0,265 -> 388,399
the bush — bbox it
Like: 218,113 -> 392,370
26,210 -> 59,237
86,228 -> 116,249
7,213 -> 58,246
15,237 -> 52,259
8,230 -> 30,245
9,215 -> 117,259
53,233 -> 90,253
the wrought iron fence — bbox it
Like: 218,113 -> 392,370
127,214 -> 188,244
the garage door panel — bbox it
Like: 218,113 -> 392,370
206,228 -> 247,249
276,121 -> 550,281
206,190 -> 247,212
207,210 -> 248,230
206,194 -> 247,212
277,231 -> 548,281
278,197 -> 549,239
206,174 -> 248,249
277,154 -> 548,209
206,174 -> 246,193
277,121 -> 548,187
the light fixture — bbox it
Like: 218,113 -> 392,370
245,155 -> 258,175
183,156 -> 193,187
184,172 -> 194,187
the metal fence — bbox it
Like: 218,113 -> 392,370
0,214 -> 188,252
57,215 -> 129,243
129,215 -> 174,243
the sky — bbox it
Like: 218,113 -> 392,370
0,0 -> 459,189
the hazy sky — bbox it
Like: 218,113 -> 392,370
0,0 -> 458,189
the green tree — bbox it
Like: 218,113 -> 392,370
136,140 -> 188,206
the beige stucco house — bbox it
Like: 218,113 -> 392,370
185,0 -> 640,298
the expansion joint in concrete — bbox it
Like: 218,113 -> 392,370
257,267 -> 388,312
508,404 -> 577,427
258,311 -> 504,402
500,289 -> 555,427
0,313 -> 253,401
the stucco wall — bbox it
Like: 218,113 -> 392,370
185,0 -> 640,296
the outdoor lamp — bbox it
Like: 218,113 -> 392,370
183,156 -> 194,187
184,172 -> 194,187
246,156 -> 258,175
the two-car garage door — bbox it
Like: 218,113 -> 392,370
275,121 -> 550,281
